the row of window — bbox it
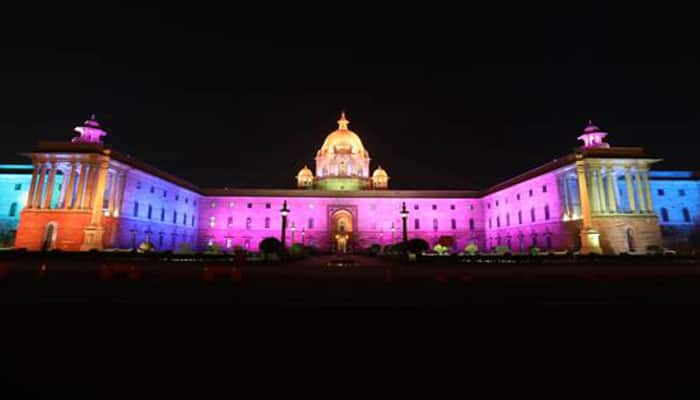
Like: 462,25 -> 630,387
135,182 -> 195,205
209,216 -> 314,229
133,202 -> 196,227
210,202 -> 476,211
487,186 -> 548,209
659,207 -> 692,223
657,189 -> 687,197
488,206 -> 551,229
489,234 -> 553,250
412,218 -> 476,231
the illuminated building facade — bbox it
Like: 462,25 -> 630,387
2,113 -> 696,254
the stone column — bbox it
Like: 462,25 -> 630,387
589,168 -> 600,213
564,175 -> 573,218
32,163 -> 47,209
63,162 -> 77,209
635,169 -> 647,213
625,166 -> 636,213
606,166 -> 618,213
90,157 -> 110,223
113,171 -> 127,216
75,163 -> 88,209
596,166 -> 608,214
83,164 -> 97,210
576,156 -> 602,254
107,171 -> 118,214
26,162 -> 39,209
42,161 -> 57,209
642,169 -> 653,213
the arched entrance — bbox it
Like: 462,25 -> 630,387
42,222 -> 58,251
626,228 -> 636,253
331,209 -> 353,253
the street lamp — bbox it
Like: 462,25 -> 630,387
280,200 -> 290,247
301,227 -> 306,246
291,222 -> 296,244
400,202 -> 409,244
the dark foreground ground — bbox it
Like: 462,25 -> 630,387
3,253 -> 700,304
2,254 -> 700,398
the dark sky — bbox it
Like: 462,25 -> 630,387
2,7 -> 698,190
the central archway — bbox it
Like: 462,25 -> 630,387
330,209 -> 353,253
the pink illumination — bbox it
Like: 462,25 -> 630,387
72,115 -> 107,144
577,120 -> 610,149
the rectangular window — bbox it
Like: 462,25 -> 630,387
450,205 -> 455,210
183,213 -> 187,225
163,190 -> 167,198
469,219 -> 474,231
414,204 -> 419,210
433,219 -> 438,230
432,204 -> 437,210
530,208 -> 536,222
308,218 -> 314,229
14,183 -> 21,191
136,181 -> 142,189
414,219 -> 420,230
451,219 -> 456,229
150,186 -> 155,193
266,203 -> 271,209
679,189 -> 686,197
517,194 -> 521,200
9,202 -> 18,217
489,218 -> 492,229
247,203 -> 253,208
496,201 -> 499,207
658,189 -> 665,196
173,211 -> 178,224
133,202 -> 139,217
529,189 -> 533,197
247,217 -> 253,230
191,215 -> 195,227
542,185 -> 547,193
518,211 -> 523,225
227,217 -> 233,228
265,217 -> 270,229
160,208 -> 165,222
176,195 -> 179,201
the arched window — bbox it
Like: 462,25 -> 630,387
544,205 -> 550,220
661,208 -> 669,222
414,219 -> 420,230
683,208 -> 691,223
469,219 -> 474,231
265,217 -> 271,229
9,202 -> 18,217
246,217 -> 252,230
626,228 -> 635,252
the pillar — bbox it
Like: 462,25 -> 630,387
589,168 -> 600,213
107,172 -> 118,213
642,169 -> 653,213
42,161 -> 57,209
75,163 -> 88,209
63,162 -> 77,209
81,153 -> 111,251
576,156 -> 602,254
625,166 -> 636,213
32,163 -> 47,209
596,166 -> 608,214
564,174 -> 573,218
606,166 -> 618,213
83,164 -> 97,211
113,171 -> 127,216
26,162 -> 39,209
635,169 -> 647,213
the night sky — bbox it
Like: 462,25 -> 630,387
2,7 -> 698,190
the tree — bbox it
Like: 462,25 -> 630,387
464,242 -> 479,256
259,237 -> 282,259
433,244 -> 449,255
406,238 -> 429,254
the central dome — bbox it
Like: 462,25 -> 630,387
318,112 -> 368,156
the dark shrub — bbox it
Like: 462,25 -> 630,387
289,243 -> 304,257
369,244 -> 381,256
406,238 -> 429,254
259,237 -> 282,254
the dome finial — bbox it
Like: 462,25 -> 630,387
338,110 -> 349,130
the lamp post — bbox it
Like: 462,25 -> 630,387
291,222 -> 296,245
280,200 -> 290,248
301,227 -> 306,246
400,202 -> 409,244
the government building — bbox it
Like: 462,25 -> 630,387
1,113 -> 698,255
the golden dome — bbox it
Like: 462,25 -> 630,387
372,166 -> 388,178
297,165 -> 313,179
318,112 -> 368,156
